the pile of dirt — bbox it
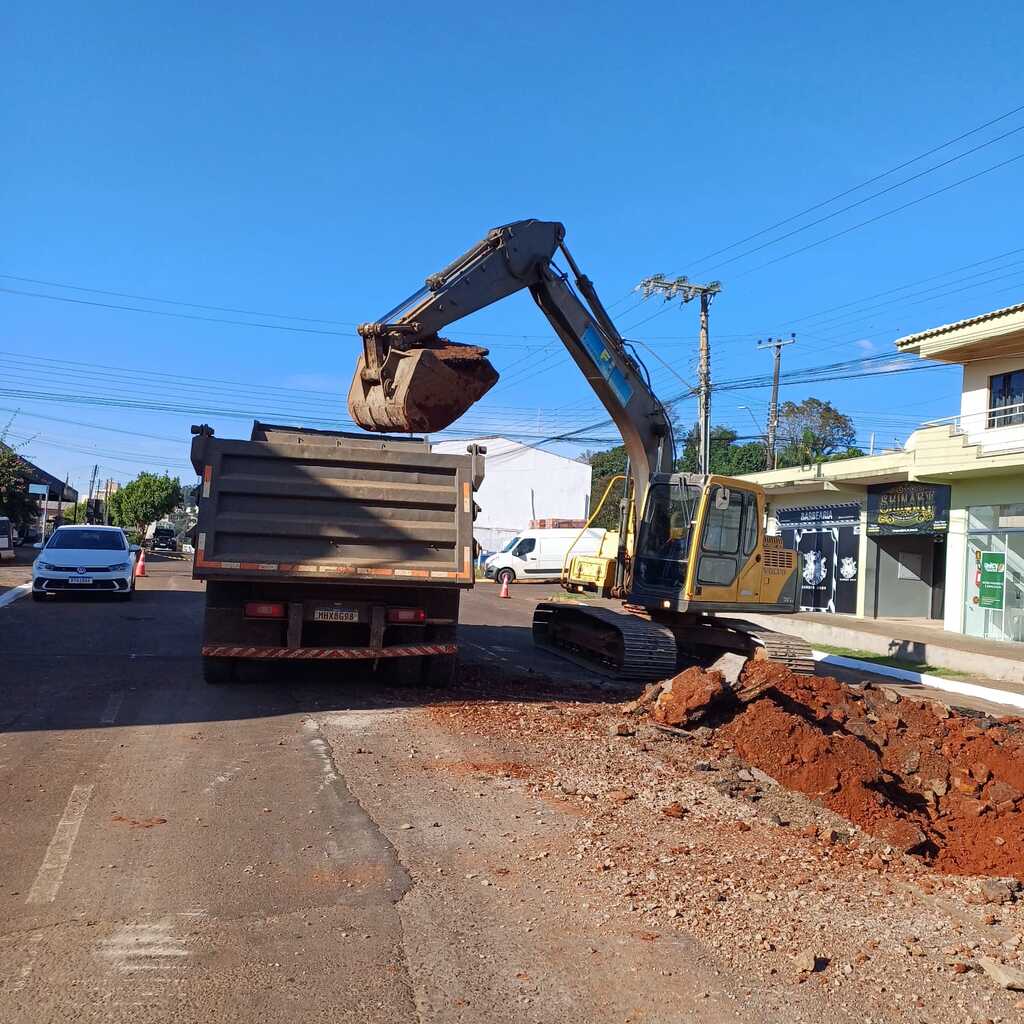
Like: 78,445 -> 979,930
648,661 -> 1024,879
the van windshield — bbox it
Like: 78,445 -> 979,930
500,536 -> 521,553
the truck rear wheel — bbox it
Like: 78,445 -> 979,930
388,656 -> 424,686
202,656 -> 237,685
422,654 -> 456,689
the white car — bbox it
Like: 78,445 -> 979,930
32,526 -> 140,601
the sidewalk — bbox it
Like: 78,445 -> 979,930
0,546 -> 34,596
741,609 -> 1024,690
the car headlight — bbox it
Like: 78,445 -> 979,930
38,561 -> 60,571
109,562 -> 130,572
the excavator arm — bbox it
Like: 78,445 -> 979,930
350,219 -> 675,523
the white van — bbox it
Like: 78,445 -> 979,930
484,528 -> 606,585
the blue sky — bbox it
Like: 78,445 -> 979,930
3,2 -> 1023,495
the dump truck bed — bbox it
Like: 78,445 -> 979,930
190,421 -> 481,586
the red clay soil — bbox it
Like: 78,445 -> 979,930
656,661 -> 1024,879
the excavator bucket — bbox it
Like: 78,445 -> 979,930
348,338 -> 499,433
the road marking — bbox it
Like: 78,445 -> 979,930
26,784 -> 94,904
0,582 -> 32,609
464,640 -> 508,663
99,919 -> 192,974
8,933 -> 43,992
100,692 -> 124,725
203,766 -> 240,795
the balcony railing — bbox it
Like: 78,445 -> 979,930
923,401 -> 1024,436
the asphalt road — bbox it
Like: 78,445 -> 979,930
1,561 -> 1017,1023
2,562 -> 738,1023
1,558 -> 425,1022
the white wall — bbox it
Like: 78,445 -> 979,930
959,355 -> 1024,453
431,437 -> 593,552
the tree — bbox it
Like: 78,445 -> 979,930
775,398 -> 857,466
675,425 -> 765,475
580,445 -> 628,531
107,473 -> 183,534
64,498 -> 94,525
0,418 -> 39,527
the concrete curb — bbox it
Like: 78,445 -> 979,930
0,582 -> 32,609
812,650 -> 1024,712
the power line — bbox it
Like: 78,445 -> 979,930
0,286 -> 355,337
0,273 -> 358,327
681,102 -> 1024,270
735,150 -> 1024,278
696,124 -> 1024,276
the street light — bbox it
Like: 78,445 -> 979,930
738,405 -> 764,438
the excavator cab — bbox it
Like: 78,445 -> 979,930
632,476 -> 700,593
630,475 -> 800,614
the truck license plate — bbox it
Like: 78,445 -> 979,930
313,607 -> 358,623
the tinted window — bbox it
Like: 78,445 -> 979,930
47,529 -> 126,551
636,481 -> 697,589
989,369 -> 1024,427
514,538 -> 536,557
702,487 -> 743,554
742,492 -> 760,556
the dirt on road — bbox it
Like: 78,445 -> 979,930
358,661 -> 1024,1024
651,660 -> 1024,879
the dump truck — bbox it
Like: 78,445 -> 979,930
190,421 -> 484,684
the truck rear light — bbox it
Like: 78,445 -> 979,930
244,601 -> 287,619
387,607 -> 426,624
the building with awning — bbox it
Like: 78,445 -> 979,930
740,301 -> 1024,644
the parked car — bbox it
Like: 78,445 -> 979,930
32,526 -> 139,601
483,527 -> 606,586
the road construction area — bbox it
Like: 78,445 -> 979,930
3,559 -> 1024,1023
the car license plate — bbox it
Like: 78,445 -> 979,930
67,576 -> 93,585
313,607 -> 358,623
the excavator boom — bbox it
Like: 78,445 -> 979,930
349,219 -> 810,681
349,219 -> 674,528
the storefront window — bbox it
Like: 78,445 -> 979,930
964,506 -> 1024,643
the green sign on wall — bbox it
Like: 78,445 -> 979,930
979,553 -> 1006,610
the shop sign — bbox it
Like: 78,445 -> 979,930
978,552 -> 1006,610
866,482 -> 950,536
777,503 -> 861,528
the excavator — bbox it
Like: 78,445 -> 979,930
348,220 -> 813,681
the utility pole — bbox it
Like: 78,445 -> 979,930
86,464 -> 98,525
639,274 -> 722,474
757,334 -> 796,470
57,473 -> 68,526
103,479 -> 111,525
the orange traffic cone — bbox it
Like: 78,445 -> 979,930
135,548 -> 147,577
499,574 -> 510,598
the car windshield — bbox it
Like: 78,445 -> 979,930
500,535 -> 521,553
47,529 -> 126,551
155,528 -> 174,537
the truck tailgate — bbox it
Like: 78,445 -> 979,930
191,424 -> 478,585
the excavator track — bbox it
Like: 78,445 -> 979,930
715,618 -> 816,675
532,602 -> 678,682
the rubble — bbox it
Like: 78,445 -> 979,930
978,956 -> 1024,991
426,661 -> 1024,1023
647,660 -> 1024,878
